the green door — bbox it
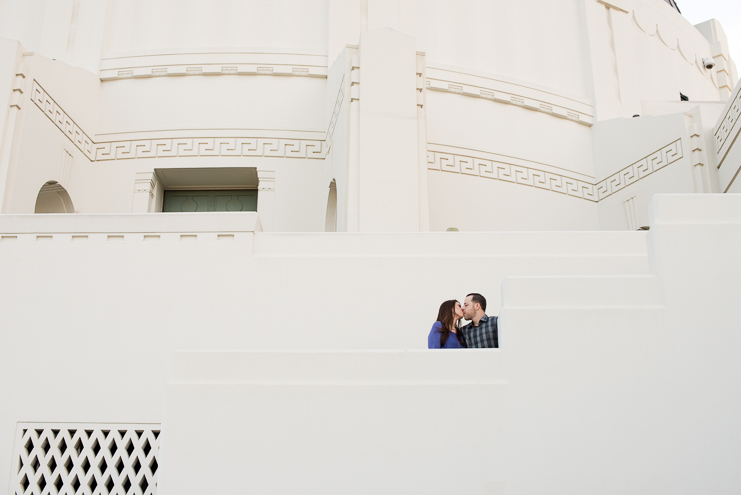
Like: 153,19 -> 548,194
163,190 -> 258,212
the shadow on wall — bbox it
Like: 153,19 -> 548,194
34,181 -> 74,213
325,179 -> 337,232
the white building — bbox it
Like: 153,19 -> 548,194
1,0 -> 741,493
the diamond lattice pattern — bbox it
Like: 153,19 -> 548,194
12,424 -> 160,495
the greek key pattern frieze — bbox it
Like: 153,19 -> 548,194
594,139 -> 683,200
713,84 -> 741,161
427,151 -> 597,201
93,138 -> 323,160
429,139 -> 683,202
30,80 -> 324,161
31,81 -> 96,160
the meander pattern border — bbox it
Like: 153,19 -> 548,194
30,80 -> 324,161
30,80 -> 683,202
714,86 -> 741,160
428,139 -> 684,203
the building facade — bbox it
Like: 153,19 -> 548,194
2,1 -> 741,494
1,0 -> 738,232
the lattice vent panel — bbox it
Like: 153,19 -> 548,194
11,424 -> 161,495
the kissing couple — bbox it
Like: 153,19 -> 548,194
427,293 -> 499,349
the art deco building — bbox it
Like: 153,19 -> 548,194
1,1 -> 741,493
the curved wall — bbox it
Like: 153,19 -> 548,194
424,0 -> 591,99
0,0 -> 733,231
103,0 -> 328,55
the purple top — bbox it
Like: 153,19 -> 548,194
427,321 -> 465,349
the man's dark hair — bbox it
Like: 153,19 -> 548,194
467,293 -> 486,312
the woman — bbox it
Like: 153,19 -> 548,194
427,299 -> 467,349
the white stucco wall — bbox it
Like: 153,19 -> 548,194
0,210 -> 655,495
153,193 -> 741,494
0,0 -> 733,232
0,1 -> 740,493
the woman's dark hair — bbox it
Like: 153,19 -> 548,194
436,300 -> 466,348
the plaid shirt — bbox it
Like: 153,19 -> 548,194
462,314 -> 499,348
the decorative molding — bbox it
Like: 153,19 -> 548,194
597,0 -> 629,13
133,172 -> 156,198
689,124 -> 704,167
428,139 -> 684,202
427,149 -> 598,201
11,423 -> 160,495
31,80 -> 96,160
257,170 -> 276,192
325,76 -> 345,155
416,56 -> 426,109
631,8 -> 716,81
713,83 -> 741,164
30,80 -> 325,161
596,139 -> 683,201
256,169 -> 275,232
99,50 -> 329,81
93,138 -> 324,161
102,63 -> 328,81
10,67 -> 26,109
425,66 -> 594,126
132,171 -> 157,213
350,55 -> 360,103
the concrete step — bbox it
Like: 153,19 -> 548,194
502,275 -> 663,308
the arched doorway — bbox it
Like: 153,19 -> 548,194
34,181 -> 75,213
325,179 -> 337,232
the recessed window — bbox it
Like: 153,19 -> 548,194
162,190 -> 257,212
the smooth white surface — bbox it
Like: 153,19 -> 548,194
0,212 -> 652,495
0,211 -> 262,233
0,1 -> 740,494
160,351 -> 507,495
155,194 -> 741,494
0,0 -> 733,232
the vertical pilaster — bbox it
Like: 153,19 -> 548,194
346,52 -> 361,232
695,19 -> 736,100
357,28 -> 419,232
606,2 -> 641,118
0,49 -> 26,213
581,0 -> 636,120
688,121 -> 713,193
257,169 -> 275,232
416,52 -> 429,231
131,171 -> 157,213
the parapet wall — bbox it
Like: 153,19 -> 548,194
154,193 -> 741,494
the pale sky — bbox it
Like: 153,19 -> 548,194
680,0 -> 741,64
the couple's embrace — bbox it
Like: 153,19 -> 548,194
427,293 -> 498,349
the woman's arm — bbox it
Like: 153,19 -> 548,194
427,321 -> 443,349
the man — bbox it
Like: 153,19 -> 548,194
461,293 -> 498,348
